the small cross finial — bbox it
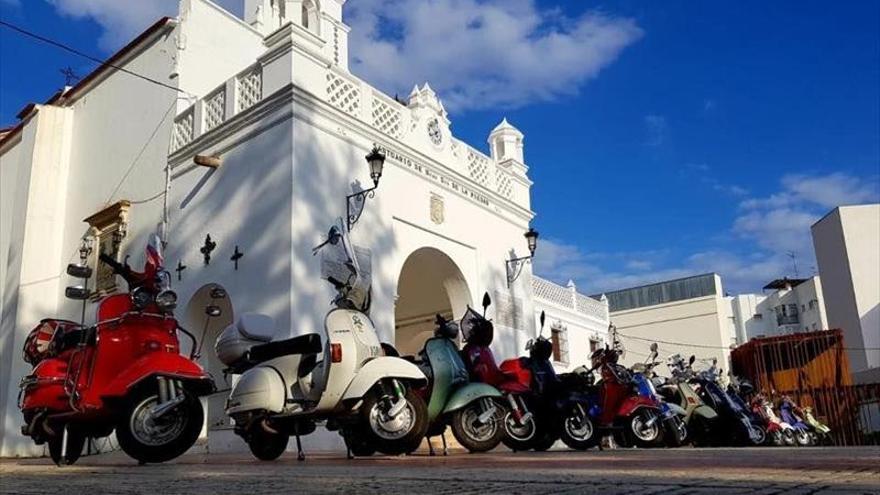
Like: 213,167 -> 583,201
176,260 -> 187,281
200,234 -> 216,265
60,66 -> 80,86
231,245 -> 244,270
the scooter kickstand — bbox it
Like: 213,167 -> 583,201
295,434 -> 305,461
427,437 -> 436,456
441,434 -> 448,456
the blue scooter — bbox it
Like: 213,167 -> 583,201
630,343 -> 688,447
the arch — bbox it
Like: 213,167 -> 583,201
394,247 -> 472,356
183,283 -> 234,431
301,0 -> 320,34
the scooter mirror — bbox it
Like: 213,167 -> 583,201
539,310 -> 545,329
481,292 -> 491,311
689,355 -> 696,365
65,286 -> 90,300
210,287 -> 227,299
650,342 -> 658,353
66,263 -> 93,279
205,305 -> 222,317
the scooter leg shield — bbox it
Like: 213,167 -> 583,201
226,366 -> 286,416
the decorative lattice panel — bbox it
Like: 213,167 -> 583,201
170,109 -> 194,153
326,73 -> 360,116
204,88 -> 226,132
577,294 -> 608,320
467,150 -> 490,186
532,277 -> 574,309
496,168 -> 513,198
237,67 -> 262,112
371,97 -> 402,138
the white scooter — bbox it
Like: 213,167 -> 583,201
215,220 -> 429,460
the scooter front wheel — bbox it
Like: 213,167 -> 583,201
450,399 -> 506,453
629,409 -> 662,448
794,429 -> 811,446
116,385 -> 204,464
560,407 -> 599,451
501,411 -> 537,451
362,385 -> 428,456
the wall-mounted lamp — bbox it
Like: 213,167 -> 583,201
346,146 -> 386,231
506,227 -> 539,287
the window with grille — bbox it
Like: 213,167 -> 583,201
550,324 -> 569,364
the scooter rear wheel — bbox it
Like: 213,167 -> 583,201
116,385 -> 204,464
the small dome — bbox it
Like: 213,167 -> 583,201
490,117 -> 522,136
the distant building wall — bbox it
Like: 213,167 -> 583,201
812,204 -> 880,382
602,274 -> 734,368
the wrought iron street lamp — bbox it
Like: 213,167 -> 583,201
346,146 -> 386,230
506,227 -> 539,287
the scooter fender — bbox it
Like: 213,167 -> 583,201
693,404 -> 718,420
101,352 -> 214,398
666,402 -> 688,417
442,382 -> 503,415
341,357 -> 427,402
225,365 -> 286,416
618,396 -> 659,419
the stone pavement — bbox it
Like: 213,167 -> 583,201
1,446 -> 878,494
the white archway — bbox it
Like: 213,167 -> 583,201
183,284 -> 234,431
394,247 -> 471,355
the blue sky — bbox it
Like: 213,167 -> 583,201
1,0 -> 878,294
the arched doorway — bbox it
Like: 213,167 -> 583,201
395,248 -> 471,355
183,284 -> 234,431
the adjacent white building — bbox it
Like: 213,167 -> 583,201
728,276 -> 829,343
811,204 -> 880,384
0,0 -> 608,457
599,274 -> 736,369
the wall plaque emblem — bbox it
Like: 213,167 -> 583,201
430,194 -> 444,224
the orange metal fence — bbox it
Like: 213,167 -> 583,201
731,330 -> 879,446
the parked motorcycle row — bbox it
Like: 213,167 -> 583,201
17,222 -> 832,465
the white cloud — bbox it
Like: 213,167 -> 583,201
346,0 -> 642,112
535,172 -> 879,295
735,172 -> 879,254
45,0 -> 241,51
643,114 -> 666,146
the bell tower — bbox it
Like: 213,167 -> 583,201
488,118 -> 524,164
244,0 -> 351,69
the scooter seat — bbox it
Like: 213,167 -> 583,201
248,333 -> 323,363
237,313 -> 277,342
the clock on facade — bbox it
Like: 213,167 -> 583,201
427,118 -> 442,145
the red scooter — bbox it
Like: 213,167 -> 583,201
19,235 -> 215,465
589,342 -> 663,448
460,294 -> 536,450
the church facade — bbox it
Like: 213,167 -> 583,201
0,0 -> 608,457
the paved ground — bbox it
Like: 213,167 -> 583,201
1,446 -> 878,494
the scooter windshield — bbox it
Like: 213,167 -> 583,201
318,218 -> 372,311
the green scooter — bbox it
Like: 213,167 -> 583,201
802,406 -> 833,445
406,314 -> 507,454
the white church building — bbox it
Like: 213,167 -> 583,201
0,0 -> 609,457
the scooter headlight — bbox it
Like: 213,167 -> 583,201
131,287 -> 152,310
155,290 -> 178,312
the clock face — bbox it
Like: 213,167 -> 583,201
427,118 -> 442,145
